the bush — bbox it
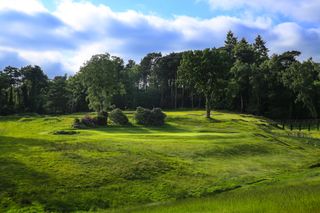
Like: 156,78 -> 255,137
134,107 -> 152,125
81,115 -> 96,128
73,112 -> 108,129
134,107 -> 166,126
94,111 -> 108,126
72,118 -> 86,129
109,108 -> 129,125
151,108 -> 166,126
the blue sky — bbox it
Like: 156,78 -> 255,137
0,0 -> 319,77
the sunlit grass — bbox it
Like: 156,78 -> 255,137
0,110 -> 320,212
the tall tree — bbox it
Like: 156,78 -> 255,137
282,59 -> 320,118
230,38 -> 255,112
45,75 -> 70,114
20,65 -> 48,113
224,30 -> 238,59
139,52 -> 162,90
253,35 -> 269,64
178,48 -> 229,118
79,53 -> 125,112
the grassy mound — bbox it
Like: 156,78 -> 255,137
0,111 -> 319,212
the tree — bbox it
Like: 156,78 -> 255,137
282,59 -> 320,118
79,53 -> 125,112
178,48 -> 229,118
224,30 -> 238,59
230,39 -> 255,112
67,74 -> 89,113
20,65 -> 48,113
253,35 -> 269,64
155,53 -> 182,108
45,75 -> 70,114
139,52 -> 162,90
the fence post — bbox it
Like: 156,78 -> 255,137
299,122 -> 301,131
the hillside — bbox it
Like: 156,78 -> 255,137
0,111 -> 319,212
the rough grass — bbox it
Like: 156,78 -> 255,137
0,111 -> 320,212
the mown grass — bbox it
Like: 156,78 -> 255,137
0,111 -> 319,212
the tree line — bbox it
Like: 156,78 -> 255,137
0,31 -> 319,119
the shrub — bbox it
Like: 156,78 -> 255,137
72,118 -> 82,129
109,108 -> 129,125
81,115 -> 96,128
134,107 -> 152,125
94,111 -> 108,126
73,112 -> 108,129
151,108 -> 166,126
134,107 -> 166,126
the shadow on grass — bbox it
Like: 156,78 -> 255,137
90,122 -> 186,134
0,136 -> 111,212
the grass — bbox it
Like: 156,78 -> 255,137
0,110 -> 319,212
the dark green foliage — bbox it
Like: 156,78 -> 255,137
0,32 -> 320,120
109,108 -> 129,125
45,75 -> 69,114
134,107 -> 166,126
151,108 -> 166,126
73,112 -> 108,129
72,118 -> 84,129
134,107 -> 153,125
81,115 -> 96,128
94,112 -> 108,126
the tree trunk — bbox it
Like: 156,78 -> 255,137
181,86 -> 184,108
191,91 -> 194,109
205,95 -> 211,118
240,95 -> 244,113
174,80 -> 178,109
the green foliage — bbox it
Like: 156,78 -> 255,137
151,108 -> 166,126
178,48 -> 229,117
134,107 -> 166,126
94,112 -> 108,126
0,32 -> 320,121
134,106 -> 153,125
45,75 -> 69,114
79,53 -> 125,112
81,115 -> 97,128
109,108 -> 129,125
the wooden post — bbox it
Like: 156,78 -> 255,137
299,122 -> 301,131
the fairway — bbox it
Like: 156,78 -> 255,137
0,111 -> 320,212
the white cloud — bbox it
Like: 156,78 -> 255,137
207,0 -> 320,23
0,0 -> 47,14
0,0 -> 319,77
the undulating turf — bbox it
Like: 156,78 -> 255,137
0,111 -> 319,212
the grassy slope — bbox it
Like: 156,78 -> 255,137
0,111 -> 319,212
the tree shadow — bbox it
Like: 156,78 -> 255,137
90,122 -> 186,134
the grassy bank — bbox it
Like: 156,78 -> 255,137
0,111 -> 319,212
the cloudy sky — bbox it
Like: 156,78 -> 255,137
0,0 -> 319,77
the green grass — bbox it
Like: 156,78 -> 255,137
0,111 -> 320,212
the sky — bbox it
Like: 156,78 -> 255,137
0,0 -> 320,77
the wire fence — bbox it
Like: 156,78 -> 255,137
274,119 -> 320,131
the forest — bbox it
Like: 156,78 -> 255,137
0,31 -> 319,119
